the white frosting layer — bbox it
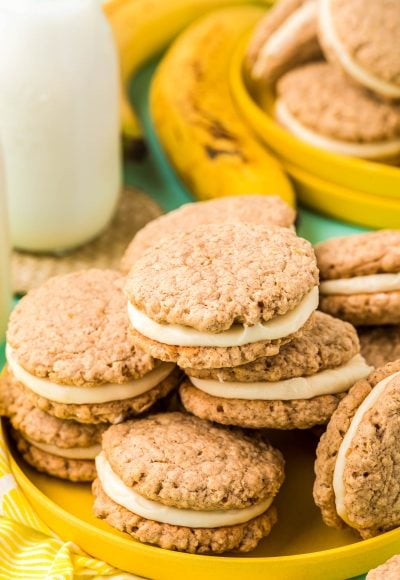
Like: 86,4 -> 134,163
26,438 -> 101,460
253,0 -> 317,79
128,287 -> 319,348
320,0 -> 400,99
6,344 -> 175,405
275,100 -> 400,159
96,453 -> 273,528
189,354 -> 372,401
333,371 -> 400,527
320,273 -> 400,296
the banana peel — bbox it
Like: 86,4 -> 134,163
150,6 -> 294,205
103,0 -> 275,157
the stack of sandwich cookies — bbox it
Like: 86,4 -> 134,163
358,326 -> 400,368
125,224 -> 319,369
316,231 -> 400,326
0,369 -> 104,482
246,0 -> 400,161
246,0 -> 321,84
248,0 -> 400,100
5,269 -> 180,425
93,412 -> 285,553
180,312 -> 372,429
314,360 -> 400,538
121,194 -> 296,273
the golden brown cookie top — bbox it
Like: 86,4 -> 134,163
125,223 -> 318,333
7,269 -> 155,386
277,63 -> 400,142
121,195 -> 296,273
185,312 -> 359,381
102,412 -> 285,510
315,230 -> 400,280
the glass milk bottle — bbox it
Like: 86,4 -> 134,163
0,0 -> 121,252
0,152 -> 11,341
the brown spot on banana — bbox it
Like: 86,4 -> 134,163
205,145 -> 247,161
208,120 -> 237,141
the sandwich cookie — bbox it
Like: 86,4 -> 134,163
314,360 -> 400,538
120,195 -> 296,273
367,555 -> 400,580
93,412 -> 284,553
246,0 -> 321,85
180,312 -> 372,429
6,269 -> 180,424
275,62 -> 400,161
359,326 -> 400,368
318,0 -> 400,100
125,224 -> 319,369
0,368 -> 104,481
316,230 -> 400,326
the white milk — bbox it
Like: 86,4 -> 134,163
0,0 -> 121,252
0,151 -> 11,341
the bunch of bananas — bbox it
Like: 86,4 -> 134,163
104,0 -> 294,205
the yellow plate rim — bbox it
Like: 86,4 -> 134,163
285,162 -> 400,228
287,161 -> 400,208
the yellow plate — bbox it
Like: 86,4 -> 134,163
286,162 -> 400,229
230,37 -> 400,202
5,420 -> 400,580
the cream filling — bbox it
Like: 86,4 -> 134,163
128,287 -> 319,348
320,273 -> 400,295
333,371 -> 400,527
320,0 -> 400,99
96,453 -> 273,528
189,354 -> 372,401
6,344 -> 175,405
275,100 -> 400,158
26,438 -> 101,460
253,0 -> 317,79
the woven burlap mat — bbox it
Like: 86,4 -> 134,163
12,187 -> 162,294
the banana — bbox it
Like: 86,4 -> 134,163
150,6 -> 294,204
103,0 -> 274,154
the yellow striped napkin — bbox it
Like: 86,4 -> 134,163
0,422 -> 140,580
